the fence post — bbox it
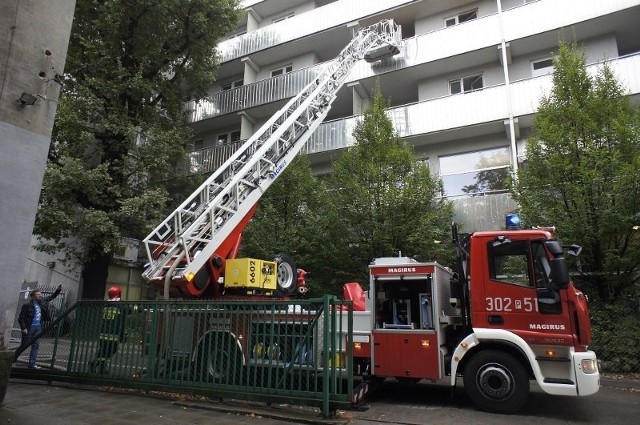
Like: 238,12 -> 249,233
322,294 -> 330,417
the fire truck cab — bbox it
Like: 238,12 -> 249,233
348,228 -> 599,413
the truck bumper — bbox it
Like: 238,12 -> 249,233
574,350 -> 600,396
538,349 -> 599,397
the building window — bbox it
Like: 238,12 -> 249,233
192,139 -> 204,151
221,79 -> 244,91
272,12 -> 295,23
271,64 -> 293,77
531,58 -> 554,77
439,147 -> 510,197
445,9 -> 478,27
449,73 -> 483,94
217,130 -> 241,146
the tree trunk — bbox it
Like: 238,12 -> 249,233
81,253 -> 112,300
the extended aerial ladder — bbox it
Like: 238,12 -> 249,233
142,19 -> 402,298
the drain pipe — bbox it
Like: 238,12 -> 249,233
496,0 -> 519,181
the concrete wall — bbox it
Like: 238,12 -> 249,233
0,0 -> 76,348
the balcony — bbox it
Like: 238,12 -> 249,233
218,0 -> 415,63
187,64 -> 328,122
192,0 -> 639,124
183,52 -> 640,175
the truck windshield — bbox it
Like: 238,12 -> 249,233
488,239 -> 550,288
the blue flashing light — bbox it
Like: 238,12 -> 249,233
506,213 -> 521,230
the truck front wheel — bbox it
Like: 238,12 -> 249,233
463,350 -> 529,414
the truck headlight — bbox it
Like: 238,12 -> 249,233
581,358 -> 598,374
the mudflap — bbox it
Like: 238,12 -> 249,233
352,381 -> 370,407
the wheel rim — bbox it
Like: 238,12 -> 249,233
475,363 -> 515,400
277,261 -> 295,290
206,350 -> 230,381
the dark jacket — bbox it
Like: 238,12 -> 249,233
18,287 -> 62,332
99,303 -> 127,342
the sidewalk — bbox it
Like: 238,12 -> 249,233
2,376 -> 638,425
0,379 -> 349,425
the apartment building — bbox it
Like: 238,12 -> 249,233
187,0 -> 640,231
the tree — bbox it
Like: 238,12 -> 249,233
328,84 -> 454,284
511,42 -> 640,302
34,0 -> 242,298
240,155 -> 345,295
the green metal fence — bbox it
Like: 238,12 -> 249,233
11,295 -> 358,417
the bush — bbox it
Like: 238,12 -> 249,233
589,302 -> 640,373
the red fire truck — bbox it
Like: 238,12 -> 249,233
141,19 -> 599,414
342,225 -> 599,413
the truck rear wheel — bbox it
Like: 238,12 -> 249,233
463,350 -> 529,414
195,335 -> 241,384
273,253 -> 296,296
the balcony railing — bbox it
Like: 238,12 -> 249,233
218,0 -> 415,62
304,53 -> 640,153
185,53 -> 640,174
192,0 -> 638,124
188,64 -> 328,122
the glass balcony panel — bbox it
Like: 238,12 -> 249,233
452,192 -> 518,232
441,168 -> 510,198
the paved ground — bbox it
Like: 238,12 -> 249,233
1,377 -> 639,424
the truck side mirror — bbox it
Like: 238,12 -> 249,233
549,258 -> 570,289
567,244 -> 582,257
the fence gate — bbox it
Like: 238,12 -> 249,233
9,283 -> 68,349
11,295 -> 358,417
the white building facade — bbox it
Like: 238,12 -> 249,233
186,0 -> 640,231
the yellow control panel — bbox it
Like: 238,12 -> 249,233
225,258 -> 277,291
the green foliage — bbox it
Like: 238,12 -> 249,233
240,156 -> 339,295
241,84 -> 453,295
328,83 -> 454,285
35,1 -> 242,276
511,41 -> 640,302
589,301 -> 640,373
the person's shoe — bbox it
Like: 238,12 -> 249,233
28,365 -> 41,369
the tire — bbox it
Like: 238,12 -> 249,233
195,335 -> 241,385
463,350 -> 529,414
273,253 -> 297,296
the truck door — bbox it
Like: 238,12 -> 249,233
475,239 -> 573,346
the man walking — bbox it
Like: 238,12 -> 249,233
17,284 -> 63,368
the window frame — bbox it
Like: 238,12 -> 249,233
449,73 -> 484,95
439,146 -> 511,198
221,79 -> 244,91
531,57 -> 554,77
444,9 -> 478,27
270,64 -> 293,78
192,139 -> 204,151
216,130 -> 241,146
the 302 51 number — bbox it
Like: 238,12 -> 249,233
485,297 -> 538,312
